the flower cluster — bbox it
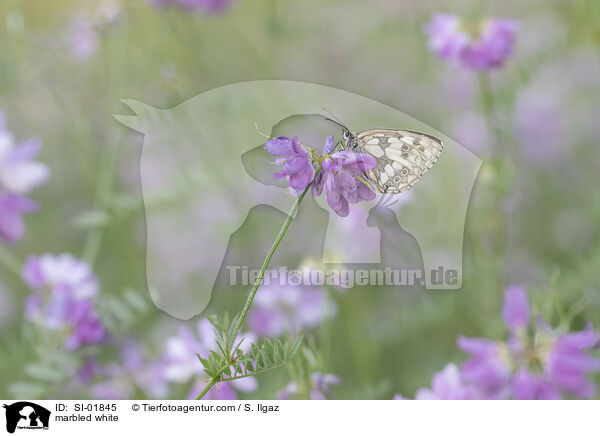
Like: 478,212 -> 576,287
424,13 -> 518,70
264,134 -> 377,217
150,0 -> 235,14
22,254 -> 105,349
162,318 -> 257,399
265,136 -> 315,192
399,286 -> 600,399
248,284 -> 336,337
0,112 -> 49,244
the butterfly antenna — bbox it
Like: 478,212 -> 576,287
254,122 -> 273,140
321,108 -> 349,131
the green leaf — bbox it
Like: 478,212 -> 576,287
196,353 -> 209,369
288,336 -> 304,359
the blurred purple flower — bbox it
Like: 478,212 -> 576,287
265,136 -> 315,191
424,13 -> 518,71
547,324 -> 600,398
248,284 -> 336,337
92,342 -> 169,400
0,137 -> 49,194
67,18 -> 99,61
457,286 -> 600,399
502,285 -> 530,331
25,292 -> 105,350
457,336 -> 512,399
424,14 -> 468,61
150,0 -> 235,14
461,19 -> 519,70
22,254 -> 105,349
415,363 -> 479,400
0,114 -> 49,244
64,301 -> 105,349
162,318 -> 257,395
278,373 -> 341,400
23,253 -> 99,298
0,193 -> 38,244
77,358 -> 101,384
512,368 -> 560,400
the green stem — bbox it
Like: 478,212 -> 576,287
195,181 -> 313,400
194,379 -> 217,400
232,182 -> 312,335
478,72 -> 501,150
220,362 -> 288,382
478,72 -> 511,287
0,244 -> 22,278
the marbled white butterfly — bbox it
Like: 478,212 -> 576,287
326,117 -> 443,194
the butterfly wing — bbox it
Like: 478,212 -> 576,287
353,129 -> 443,194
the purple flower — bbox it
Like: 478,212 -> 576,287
502,285 -> 530,331
23,254 -> 99,298
264,134 -> 377,216
22,254 -> 105,349
278,373 -> 341,400
265,136 -> 315,191
248,284 -> 336,337
310,373 -> 342,400
0,114 -> 49,244
415,363 -> 479,400
512,369 -> 560,400
0,193 -> 38,244
456,337 -> 512,399
424,13 -> 518,71
424,14 -> 469,61
547,324 -> 600,398
162,318 -> 257,394
0,137 -> 49,194
63,300 -> 105,349
316,154 -> 376,217
25,291 -> 105,350
457,286 -> 600,399
66,18 -> 99,61
312,135 -> 377,217
462,19 -> 519,70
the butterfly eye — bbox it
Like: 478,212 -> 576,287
343,131 -> 350,139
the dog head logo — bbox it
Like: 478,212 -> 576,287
115,80 -> 482,319
3,402 -> 50,434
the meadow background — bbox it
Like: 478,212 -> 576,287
1,0 -> 600,400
